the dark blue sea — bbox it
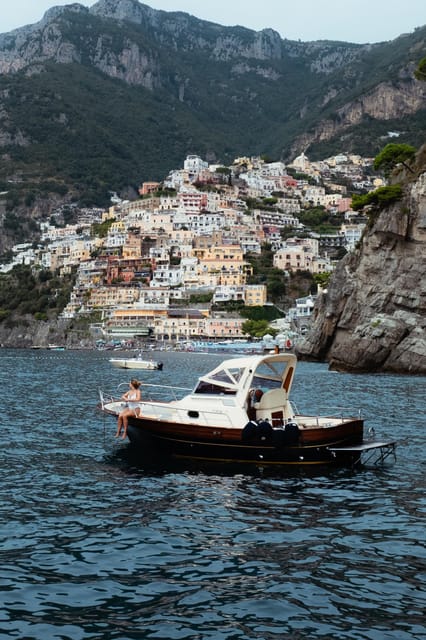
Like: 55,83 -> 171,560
0,348 -> 425,640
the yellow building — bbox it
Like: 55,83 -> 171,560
88,286 -> 140,309
110,219 -> 126,233
244,285 -> 267,307
70,242 -> 91,265
122,232 -> 142,259
218,270 -> 246,286
102,209 -> 117,222
198,245 -> 252,284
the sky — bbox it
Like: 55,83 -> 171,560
1,0 -> 425,44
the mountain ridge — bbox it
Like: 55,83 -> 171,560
0,1 -> 424,228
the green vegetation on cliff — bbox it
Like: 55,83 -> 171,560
0,265 -> 76,325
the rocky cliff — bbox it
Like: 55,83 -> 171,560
0,0 -> 424,161
296,147 -> 426,374
290,80 -> 426,159
0,316 -> 94,350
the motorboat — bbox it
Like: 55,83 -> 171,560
109,352 -> 163,370
98,353 -> 396,467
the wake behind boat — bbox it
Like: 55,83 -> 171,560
109,351 -> 163,370
98,353 -> 396,467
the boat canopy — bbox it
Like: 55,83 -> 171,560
193,354 -> 297,398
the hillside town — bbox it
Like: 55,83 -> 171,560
2,151 -> 383,347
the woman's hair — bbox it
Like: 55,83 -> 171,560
130,379 -> 141,388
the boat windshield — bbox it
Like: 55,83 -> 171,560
193,366 -> 245,395
251,360 -> 287,391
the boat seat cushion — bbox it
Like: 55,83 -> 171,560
254,388 -> 287,410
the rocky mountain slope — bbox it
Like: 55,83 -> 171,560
0,0 -> 425,201
296,146 -> 426,374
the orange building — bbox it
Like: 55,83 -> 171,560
139,182 -> 160,196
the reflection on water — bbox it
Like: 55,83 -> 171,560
0,348 -> 424,639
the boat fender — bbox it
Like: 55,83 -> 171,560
257,420 -> 274,443
242,420 -> 274,443
272,429 -> 287,447
272,422 -> 300,447
285,422 -> 300,445
242,420 -> 259,442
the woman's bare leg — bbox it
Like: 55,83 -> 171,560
115,414 -> 123,437
121,413 -> 129,439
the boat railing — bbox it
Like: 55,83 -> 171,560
293,405 -> 363,423
141,382 -> 192,402
98,389 -> 116,409
111,381 -> 192,403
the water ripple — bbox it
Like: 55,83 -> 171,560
0,349 -> 424,639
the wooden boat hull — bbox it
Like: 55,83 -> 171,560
124,415 -> 364,466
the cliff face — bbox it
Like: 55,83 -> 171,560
0,0 -> 424,156
0,1 -> 357,80
0,316 -> 93,349
291,80 -> 426,158
297,152 -> 426,374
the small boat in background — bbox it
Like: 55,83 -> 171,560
109,352 -> 163,370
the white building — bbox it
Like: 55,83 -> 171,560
290,152 -> 309,172
183,155 -> 209,177
213,285 -> 245,304
239,171 -> 276,193
260,161 -> 286,177
163,169 -> 188,190
340,223 -> 366,250
174,211 -> 226,234
105,230 -> 127,249
287,295 -> 316,323
273,237 -> 333,274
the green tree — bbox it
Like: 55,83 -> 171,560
267,278 -> 285,302
374,143 -> 416,175
240,306 -> 282,322
91,218 -> 115,238
352,185 -> 404,211
414,57 -> 426,82
313,272 -> 332,288
262,197 -> 278,206
242,319 -> 277,338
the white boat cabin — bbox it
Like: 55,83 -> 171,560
184,353 -> 297,427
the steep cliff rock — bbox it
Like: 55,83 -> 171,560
291,78 -> 426,157
296,149 -> 426,374
0,315 -> 94,349
0,0 -> 426,169
0,2 -> 287,78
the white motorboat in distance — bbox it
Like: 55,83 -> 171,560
109,352 -> 163,371
99,353 -> 396,467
